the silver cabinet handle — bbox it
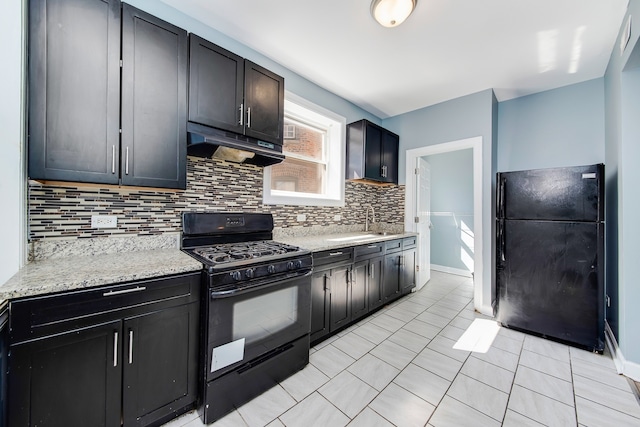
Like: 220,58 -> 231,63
103,286 -> 146,297
239,103 -> 244,126
111,145 -> 116,174
125,147 -> 129,175
247,107 -> 251,128
128,330 -> 134,364
329,251 -> 343,256
113,331 -> 118,367
367,245 -> 378,249
370,264 -> 375,279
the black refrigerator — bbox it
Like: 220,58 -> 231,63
496,164 -> 604,352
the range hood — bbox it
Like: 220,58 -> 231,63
187,122 -> 285,167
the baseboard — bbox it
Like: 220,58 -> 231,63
605,321 -> 640,382
431,264 -> 473,278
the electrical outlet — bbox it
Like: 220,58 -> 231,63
334,214 -> 341,221
296,214 -> 306,222
91,215 -> 118,229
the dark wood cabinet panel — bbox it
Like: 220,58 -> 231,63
8,321 -> 122,427
121,4 -> 187,189
383,253 -> 401,302
329,266 -> 351,332
347,119 -> 399,184
122,303 -> 199,427
310,270 -> 330,343
28,0 -> 121,184
368,257 -> 384,311
401,248 -> 417,294
8,273 -> 200,427
188,34 -> 244,134
244,61 -> 284,144
352,260 -> 369,321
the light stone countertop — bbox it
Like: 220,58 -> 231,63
0,248 -> 203,305
276,231 -> 418,253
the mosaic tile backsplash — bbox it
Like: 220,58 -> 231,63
28,156 -> 405,242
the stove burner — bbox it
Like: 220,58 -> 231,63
193,241 -> 301,265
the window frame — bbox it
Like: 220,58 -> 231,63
263,91 -> 346,207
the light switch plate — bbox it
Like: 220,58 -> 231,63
91,215 -> 118,228
296,214 -> 306,222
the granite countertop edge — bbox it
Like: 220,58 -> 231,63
0,232 -> 417,306
276,231 -> 418,252
0,248 -> 203,304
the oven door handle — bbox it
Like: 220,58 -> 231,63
210,270 -> 312,299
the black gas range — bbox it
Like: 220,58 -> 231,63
181,212 -> 312,424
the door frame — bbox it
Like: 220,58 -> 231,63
404,136 -> 483,310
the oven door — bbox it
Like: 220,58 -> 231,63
206,270 -> 311,381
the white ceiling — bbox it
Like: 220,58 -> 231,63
160,0 -> 628,119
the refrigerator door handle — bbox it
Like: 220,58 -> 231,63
497,175 -> 506,219
498,219 -> 506,263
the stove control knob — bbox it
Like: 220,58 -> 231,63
287,261 -> 295,271
245,268 -> 255,279
295,260 -> 303,269
231,271 -> 242,281
267,265 -> 276,274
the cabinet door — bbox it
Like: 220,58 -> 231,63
121,4 -> 187,189
188,34 -> 244,134
383,254 -> 401,302
122,302 -> 198,426
368,256 -> 384,311
400,249 -> 416,293
329,267 -> 351,332
352,261 -> 369,321
8,321 -> 122,427
310,270 -> 330,343
28,0 -> 120,184
244,60 -> 284,145
381,131 -> 399,184
364,123 -> 383,181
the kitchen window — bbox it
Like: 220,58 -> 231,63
263,92 -> 345,207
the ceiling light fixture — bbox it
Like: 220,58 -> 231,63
371,0 -> 417,28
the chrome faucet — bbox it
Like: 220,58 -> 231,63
365,205 -> 376,232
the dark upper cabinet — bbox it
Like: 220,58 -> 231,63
188,35 -> 244,134
347,119 -> 399,184
28,0 -> 187,190
28,0 -> 121,184
188,35 -> 284,146
121,4 -> 187,189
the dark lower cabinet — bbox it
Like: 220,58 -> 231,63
383,252 -> 402,302
8,273 -> 200,427
366,256 -> 384,312
0,306 -> 9,427
329,266 -> 352,332
401,248 -> 417,293
310,270 -> 330,343
352,261 -> 369,321
122,304 -> 199,427
9,321 -> 122,427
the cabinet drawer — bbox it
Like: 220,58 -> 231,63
10,272 -> 201,343
403,236 -> 417,249
385,239 -> 403,253
313,248 -> 353,269
354,242 -> 384,260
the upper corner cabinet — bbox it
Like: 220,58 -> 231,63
28,0 -> 122,185
188,34 -> 284,146
28,0 -> 188,190
346,120 -> 399,184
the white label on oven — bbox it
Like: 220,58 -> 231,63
211,338 -> 245,373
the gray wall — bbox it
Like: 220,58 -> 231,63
497,79 -> 605,171
383,89 -> 497,314
425,150 -> 474,273
605,0 -> 640,369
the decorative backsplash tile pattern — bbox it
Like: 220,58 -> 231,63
28,156 -> 405,242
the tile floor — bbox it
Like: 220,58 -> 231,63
163,271 -> 640,427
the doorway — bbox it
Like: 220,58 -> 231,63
404,136 -> 483,308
